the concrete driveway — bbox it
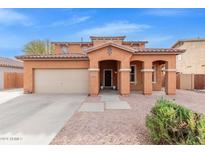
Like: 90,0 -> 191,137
0,89 -> 23,105
0,93 -> 86,145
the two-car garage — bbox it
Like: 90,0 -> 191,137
34,69 -> 89,94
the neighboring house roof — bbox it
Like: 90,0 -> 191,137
16,53 -> 88,60
0,57 -> 23,68
172,38 -> 205,48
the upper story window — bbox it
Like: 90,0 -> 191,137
81,46 -> 88,52
61,46 -> 68,54
152,65 -> 157,83
132,45 -> 140,48
130,65 -> 136,83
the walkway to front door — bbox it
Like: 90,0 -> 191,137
78,92 -> 131,112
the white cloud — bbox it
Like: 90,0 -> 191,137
49,16 -> 90,27
78,21 -> 150,36
143,9 -> 189,17
0,9 -> 31,26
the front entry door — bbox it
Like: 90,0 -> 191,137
104,70 -> 112,87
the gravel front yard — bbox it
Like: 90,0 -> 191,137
50,90 -> 205,145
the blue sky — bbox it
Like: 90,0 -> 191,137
0,8 -> 205,57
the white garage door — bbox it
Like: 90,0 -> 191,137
34,69 -> 89,94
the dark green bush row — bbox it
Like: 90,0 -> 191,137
146,98 -> 205,144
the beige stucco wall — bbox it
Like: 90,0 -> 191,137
175,41 -> 205,74
179,74 -> 194,90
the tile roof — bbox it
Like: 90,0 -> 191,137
85,42 -> 184,54
90,36 -> 126,40
51,42 -> 92,45
133,47 -> 185,54
16,53 -> 88,60
16,45 -> 185,60
123,41 -> 148,44
86,42 -> 136,53
0,57 -> 23,68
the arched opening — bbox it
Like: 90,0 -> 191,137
99,60 -> 121,94
130,60 -> 144,94
152,60 -> 168,93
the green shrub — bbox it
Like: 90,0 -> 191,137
146,98 -> 205,144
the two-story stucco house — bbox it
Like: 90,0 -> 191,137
173,38 -> 205,74
16,36 -> 184,96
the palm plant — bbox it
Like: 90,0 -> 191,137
23,40 -> 55,55
146,98 -> 205,144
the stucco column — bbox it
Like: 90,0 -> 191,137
119,61 -> 130,96
24,62 -> 34,93
119,69 -> 130,96
117,61 -> 121,90
89,59 -> 100,96
165,69 -> 176,95
165,60 -> 176,95
88,68 -> 99,96
142,61 -> 152,95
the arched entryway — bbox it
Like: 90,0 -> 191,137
87,44 -> 133,96
152,60 -> 167,93
130,54 -> 177,95
130,60 -> 144,93
152,60 -> 176,95
99,60 -> 121,93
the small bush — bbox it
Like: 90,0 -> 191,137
146,98 -> 205,144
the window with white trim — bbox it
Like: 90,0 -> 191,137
81,46 -> 88,52
152,65 -> 156,83
61,46 -> 68,54
130,65 -> 136,83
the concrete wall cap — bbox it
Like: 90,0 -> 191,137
119,69 -> 131,72
88,68 -> 100,71
141,69 -> 154,72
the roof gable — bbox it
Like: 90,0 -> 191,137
86,42 -> 136,54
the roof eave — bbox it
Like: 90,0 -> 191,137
134,49 -> 185,55
123,41 -> 148,44
90,36 -> 126,40
16,57 -> 89,61
134,52 -> 184,55
0,64 -> 23,68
